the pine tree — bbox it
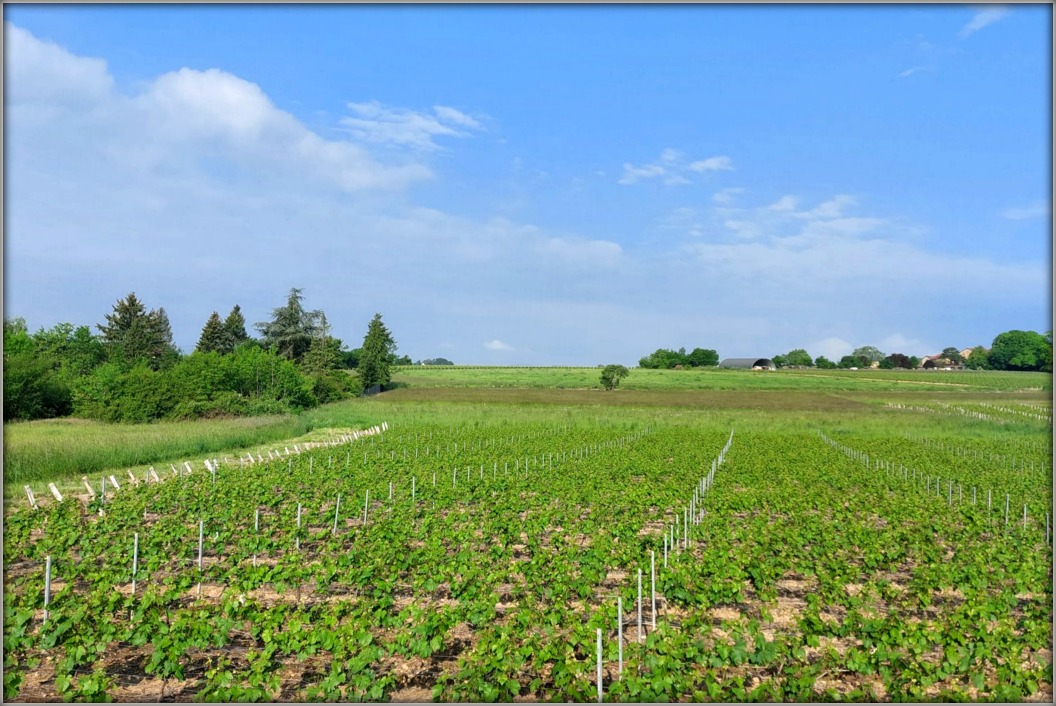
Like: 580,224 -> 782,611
196,312 -> 230,354
224,305 -> 249,348
357,313 -> 396,391
255,288 -> 321,362
98,293 -> 178,369
301,313 -> 342,374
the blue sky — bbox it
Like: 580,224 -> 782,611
4,4 -> 1051,365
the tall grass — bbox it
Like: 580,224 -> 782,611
3,414 -> 312,485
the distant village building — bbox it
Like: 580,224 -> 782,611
720,358 -> 776,371
921,352 -> 967,370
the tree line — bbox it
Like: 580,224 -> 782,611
3,289 -> 407,423
770,331 -> 1051,372
637,330 -> 1051,372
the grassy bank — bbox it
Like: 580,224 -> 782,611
3,414 -> 313,486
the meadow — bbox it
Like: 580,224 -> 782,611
390,365 -> 1052,393
2,367 -> 1051,701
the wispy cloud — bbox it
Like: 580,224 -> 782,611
484,339 -> 514,351
619,149 -> 734,186
1003,202 -> 1049,221
898,65 -> 932,79
712,187 -> 744,205
688,156 -> 734,172
339,101 -> 485,151
959,6 -> 1008,39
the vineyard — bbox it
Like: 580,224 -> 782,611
3,395 -> 1052,702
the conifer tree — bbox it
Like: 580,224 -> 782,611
357,313 -> 396,390
98,293 -> 178,369
196,312 -> 229,354
224,305 -> 249,347
301,313 -> 342,374
255,288 -> 321,362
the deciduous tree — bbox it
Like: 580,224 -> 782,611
988,330 -> 1051,371
851,345 -> 884,364
600,364 -> 629,390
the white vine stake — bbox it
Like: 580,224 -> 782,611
332,495 -> 342,535
296,504 -> 302,551
637,568 -> 643,643
24,486 -> 38,510
48,483 -> 64,503
617,597 -> 623,675
596,628 -> 603,703
363,490 -> 370,525
197,519 -> 204,599
131,533 -> 139,596
651,551 -> 657,629
43,555 -> 52,624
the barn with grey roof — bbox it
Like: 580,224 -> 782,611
719,358 -> 776,370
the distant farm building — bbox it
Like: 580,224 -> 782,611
720,358 -> 776,370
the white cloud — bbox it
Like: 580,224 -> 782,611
959,6 -> 1008,39
688,156 -> 734,172
484,339 -> 514,351
339,100 -> 485,151
619,149 -> 733,186
432,105 -> 484,129
712,187 -> 744,205
618,162 -> 667,185
810,337 -> 854,362
1003,202 -> 1049,220
766,195 -> 799,212
794,194 -> 856,220
4,23 -> 114,106
898,66 -> 932,79
660,148 -> 683,164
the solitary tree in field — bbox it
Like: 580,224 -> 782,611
600,364 -> 630,390
256,288 -> 322,362
358,313 -> 397,391
196,312 -> 230,354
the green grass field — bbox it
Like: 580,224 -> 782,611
390,365 -> 1052,393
